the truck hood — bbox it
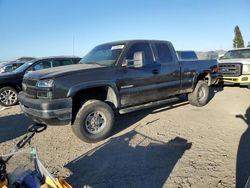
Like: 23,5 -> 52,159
218,58 -> 250,64
24,63 -> 105,80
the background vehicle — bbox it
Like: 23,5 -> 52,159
0,57 -> 36,74
16,57 -> 35,62
18,40 -> 218,143
0,57 -> 35,73
0,61 -> 25,73
0,56 -> 80,106
176,50 -> 198,60
218,48 -> 250,88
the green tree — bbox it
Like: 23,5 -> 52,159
247,42 -> 250,47
233,25 -> 245,48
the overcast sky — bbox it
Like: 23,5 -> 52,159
0,0 -> 250,60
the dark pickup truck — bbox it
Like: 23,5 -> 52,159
18,40 -> 218,142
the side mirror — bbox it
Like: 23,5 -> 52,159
133,51 -> 145,68
122,51 -> 145,68
218,55 -> 224,60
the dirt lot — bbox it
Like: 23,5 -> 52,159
0,86 -> 249,188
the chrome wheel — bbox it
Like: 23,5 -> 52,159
85,111 -> 107,134
197,87 -> 206,102
0,89 -> 17,106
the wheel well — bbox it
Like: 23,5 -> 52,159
71,86 -> 118,124
196,72 -> 211,86
0,84 -> 21,92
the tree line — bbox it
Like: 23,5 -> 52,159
233,25 -> 250,48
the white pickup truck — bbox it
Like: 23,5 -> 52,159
218,48 -> 250,89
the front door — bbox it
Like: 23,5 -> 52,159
117,42 -> 163,107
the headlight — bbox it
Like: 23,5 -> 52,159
36,79 -> 54,88
36,79 -> 54,99
37,90 -> 53,98
242,64 -> 250,75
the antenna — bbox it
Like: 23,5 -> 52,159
73,34 -> 75,56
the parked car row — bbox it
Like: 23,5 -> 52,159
0,56 -> 80,106
0,61 -> 24,73
0,57 -> 36,74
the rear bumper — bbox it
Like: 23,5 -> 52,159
218,75 -> 250,85
18,92 -> 72,125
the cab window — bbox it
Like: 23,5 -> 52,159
126,43 -> 154,66
155,43 -> 173,63
52,59 -> 73,67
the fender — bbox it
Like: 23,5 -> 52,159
67,80 -> 120,108
192,70 -> 212,89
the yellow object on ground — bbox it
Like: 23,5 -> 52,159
45,176 -> 72,188
40,184 -> 50,188
45,176 -> 57,188
56,178 -> 72,188
0,178 -> 8,188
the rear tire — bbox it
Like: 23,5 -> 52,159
0,87 -> 18,107
188,80 -> 209,107
72,100 -> 114,143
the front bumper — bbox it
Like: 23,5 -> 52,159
218,74 -> 250,85
18,92 -> 72,125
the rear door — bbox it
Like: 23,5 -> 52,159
153,42 -> 181,96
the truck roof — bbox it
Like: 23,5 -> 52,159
98,39 -> 172,46
228,47 -> 250,51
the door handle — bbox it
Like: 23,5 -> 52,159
152,69 -> 159,74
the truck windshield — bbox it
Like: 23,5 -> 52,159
80,43 -> 125,66
223,49 -> 250,59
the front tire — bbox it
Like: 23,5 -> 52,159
0,87 -> 18,107
188,80 -> 209,107
72,100 -> 114,143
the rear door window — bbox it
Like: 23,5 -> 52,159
52,59 -> 73,67
32,60 -> 52,71
155,43 -> 174,63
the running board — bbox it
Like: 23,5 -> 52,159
119,97 -> 180,114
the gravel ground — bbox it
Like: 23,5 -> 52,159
0,86 -> 249,188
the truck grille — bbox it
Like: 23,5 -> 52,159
22,78 -> 37,98
218,63 -> 242,77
